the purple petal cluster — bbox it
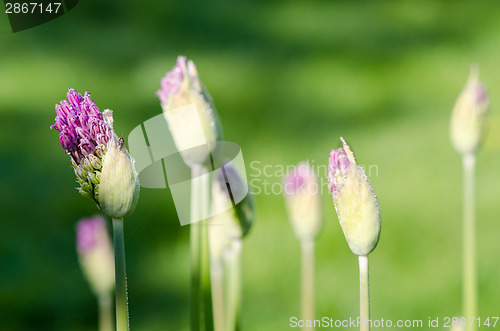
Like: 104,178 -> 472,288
76,215 -> 107,255
328,148 -> 351,195
51,89 -> 113,164
156,56 -> 186,105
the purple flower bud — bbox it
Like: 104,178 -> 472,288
76,127 -> 92,141
55,103 -> 69,118
67,114 -> 81,129
79,138 -> 96,156
283,162 -> 322,241
68,88 -> 84,110
59,130 -> 76,151
52,89 -> 113,163
60,100 -> 75,117
96,133 -> 108,147
79,112 -> 89,129
283,163 -> 309,196
52,116 -> 67,132
88,119 -> 100,137
51,89 -> 116,203
156,56 -> 223,167
76,215 -> 115,295
77,216 -> 106,255
84,92 -> 102,118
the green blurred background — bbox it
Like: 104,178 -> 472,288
1,0 -> 500,330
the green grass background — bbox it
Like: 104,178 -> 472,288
1,0 -> 500,330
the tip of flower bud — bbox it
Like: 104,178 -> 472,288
328,138 -> 352,196
450,65 -> 489,155
157,56 -> 188,105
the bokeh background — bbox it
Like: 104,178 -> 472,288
1,1 -> 500,330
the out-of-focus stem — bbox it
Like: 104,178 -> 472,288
211,261 -> 225,331
226,239 -> 243,331
191,219 -> 201,329
359,255 -> 369,331
112,218 -> 129,331
190,165 -> 214,331
463,153 -> 477,331
301,239 -> 315,331
98,292 -> 114,331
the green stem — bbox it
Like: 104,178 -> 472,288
190,221 -> 201,330
98,292 -> 114,331
463,153 -> 477,330
225,239 -> 243,331
112,218 -> 129,331
190,165 -> 214,331
200,219 -> 214,331
359,255 -> 369,331
301,240 -> 314,331
211,261 -> 225,331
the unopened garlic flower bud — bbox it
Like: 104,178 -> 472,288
156,56 -> 223,167
283,162 -> 322,242
209,163 -> 253,260
51,89 -> 140,218
450,65 -> 489,155
212,163 -> 254,239
99,137 -> 140,218
328,138 -> 381,256
76,215 -> 115,296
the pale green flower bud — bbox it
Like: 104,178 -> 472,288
79,182 -> 93,198
328,138 -> 381,256
88,171 -> 100,186
450,65 -> 489,155
99,137 -> 140,219
88,154 -> 102,170
209,164 -> 254,259
75,166 -> 88,184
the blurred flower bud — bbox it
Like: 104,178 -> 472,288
76,215 -> 114,296
156,56 -> 223,168
450,65 -> 489,155
99,136 -> 140,219
328,138 -> 381,256
283,162 -> 322,242
209,163 -> 254,259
